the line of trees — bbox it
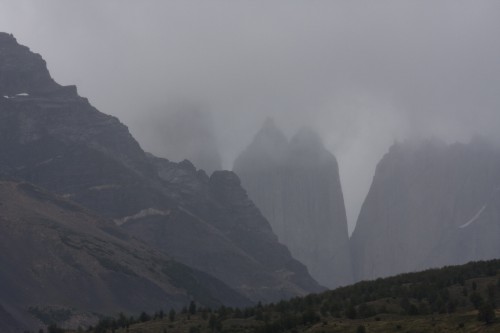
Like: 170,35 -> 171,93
33,259 -> 499,333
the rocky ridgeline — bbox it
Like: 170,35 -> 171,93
0,33 -> 59,95
234,119 -> 352,288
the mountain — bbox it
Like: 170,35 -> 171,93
0,179 -> 248,332
0,32 -> 321,305
234,119 -> 352,288
351,139 -> 500,281
123,157 -> 321,302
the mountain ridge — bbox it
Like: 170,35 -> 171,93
0,32 -> 322,312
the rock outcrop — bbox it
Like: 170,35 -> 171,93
0,32 -> 321,308
234,119 -> 352,288
351,139 -> 500,281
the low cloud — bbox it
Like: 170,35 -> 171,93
1,0 -> 499,232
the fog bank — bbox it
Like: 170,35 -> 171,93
1,1 -> 499,232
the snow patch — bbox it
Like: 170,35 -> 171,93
459,204 -> 487,229
88,184 -> 121,191
15,93 -> 29,96
114,208 -> 170,225
36,158 -> 54,166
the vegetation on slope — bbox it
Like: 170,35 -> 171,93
50,259 -> 500,333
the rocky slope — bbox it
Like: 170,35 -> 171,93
351,139 -> 500,281
0,179 -> 248,332
123,157 -> 320,301
0,32 -> 321,305
234,119 -> 352,288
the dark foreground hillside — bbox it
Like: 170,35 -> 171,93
0,179 -> 249,332
61,259 -> 500,333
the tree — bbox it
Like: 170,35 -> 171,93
139,311 -> 151,322
446,299 -> 457,314
346,304 -> 357,319
301,307 -> 320,325
477,303 -> 495,324
117,312 -> 128,328
217,305 -> 227,319
189,301 -> 197,315
47,324 -> 64,333
487,284 -> 496,307
189,326 -> 201,333
470,292 -> 484,309
358,303 -> 375,318
356,325 -> 366,333
208,314 -> 221,332
408,304 -> 419,315
201,309 -> 209,320
169,308 -> 176,322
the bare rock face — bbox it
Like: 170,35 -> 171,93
0,33 -> 59,95
351,139 -> 500,281
0,32 -> 321,309
234,119 -> 353,288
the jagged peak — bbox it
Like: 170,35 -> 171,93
0,32 -> 16,43
253,117 -> 288,147
290,126 -> 324,151
286,127 -> 340,169
233,117 -> 289,170
248,117 -> 288,154
261,116 -> 278,131
234,120 -> 340,171
178,159 -> 197,172
0,32 -> 59,95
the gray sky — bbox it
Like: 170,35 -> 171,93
1,0 -> 500,233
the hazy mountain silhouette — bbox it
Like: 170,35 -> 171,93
234,119 -> 352,288
351,139 -> 500,281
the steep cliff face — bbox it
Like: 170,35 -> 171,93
351,139 -> 500,281
234,120 -> 352,288
0,179 -> 249,332
0,33 -> 59,95
0,32 -> 321,304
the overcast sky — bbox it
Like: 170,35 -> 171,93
1,1 -> 500,233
